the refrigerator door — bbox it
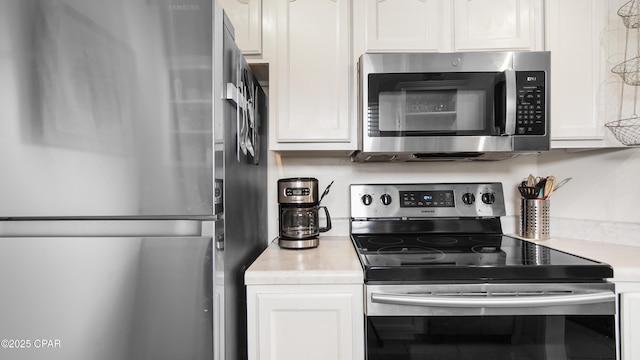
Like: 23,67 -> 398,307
0,221 -> 215,360
215,14 -> 269,360
0,0 -> 216,217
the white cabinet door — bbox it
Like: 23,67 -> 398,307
247,284 -> 364,360
454,0 -> 543,51
359,0 -> 450,52
621,293 -> 640,360
272,0 -> 355,150
357,0 -> 542,53
546,0 -> 624,148
218,0 -> 262,55
546,0 -> 605,145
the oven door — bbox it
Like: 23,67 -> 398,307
365,283 -> 617,360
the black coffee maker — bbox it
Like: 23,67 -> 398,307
277,178 -> 332,249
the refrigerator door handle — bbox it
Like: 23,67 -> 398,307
200,221 -> 223,250
216,234 -> 225,251
0,220 -> 205,238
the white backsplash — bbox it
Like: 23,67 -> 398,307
550,217 -> 640,246
537,147 -> 640,246
267,152 -> 536,240
502,215 -> 640,247
268,147 -> 640,247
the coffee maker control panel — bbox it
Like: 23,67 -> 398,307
278,178 -> 319,204
284,187 -> 311,197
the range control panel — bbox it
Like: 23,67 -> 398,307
400,190 -> 455,208
350,183 -> 506,219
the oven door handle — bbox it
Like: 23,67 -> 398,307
370,291 -> 615,308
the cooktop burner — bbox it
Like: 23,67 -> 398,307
349,183 -> 614,284
353,233 -> 503,251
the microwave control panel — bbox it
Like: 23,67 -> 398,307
515,71 -> 546,136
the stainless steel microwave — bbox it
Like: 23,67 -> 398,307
352,51 -> 550,162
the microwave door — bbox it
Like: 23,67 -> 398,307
379,87 -> 491,135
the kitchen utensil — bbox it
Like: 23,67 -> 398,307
543,176 -> 556,199
536,177 -> 547,197
527,174 -> 536,187
319,180 -> 334,204
553,177 -> 573,192
518,185 -> 541,199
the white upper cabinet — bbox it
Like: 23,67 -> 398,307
271,0 -> 355,151
359,0 -> 449,52
356,0 -> 543,53
546,0 -> 625,148
218,0 -> 262,56
453,0 -> 543,51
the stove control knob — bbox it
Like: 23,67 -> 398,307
481,192 -> 496,204
361,194 -> 373,206
380,194 -> 392,206
462,193 -> 475,205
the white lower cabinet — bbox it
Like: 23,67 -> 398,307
247,284 -> 364,360
621,292 -> 640,360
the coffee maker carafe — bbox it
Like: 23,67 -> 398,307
278,178 -> 332,249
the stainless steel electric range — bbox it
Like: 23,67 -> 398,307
350,183 -> 617,360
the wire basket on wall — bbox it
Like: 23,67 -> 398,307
619,0 -> 640,29
605,116 -> 640,145
607,0 -> 640,145
612,57 -> 640,86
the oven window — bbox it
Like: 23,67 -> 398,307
367,315 -> 615,360
367,73 -> 506,137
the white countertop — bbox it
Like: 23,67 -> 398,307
245,235 -> 640,286
245,236 -> 363,285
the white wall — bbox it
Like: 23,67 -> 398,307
539,148 -> 640,245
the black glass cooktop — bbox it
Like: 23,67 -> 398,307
351,234 -> 614,283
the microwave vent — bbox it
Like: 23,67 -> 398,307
351,151 -> 526,162
412,152 -> 484,160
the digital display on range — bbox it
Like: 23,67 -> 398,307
400,190 -> 454,208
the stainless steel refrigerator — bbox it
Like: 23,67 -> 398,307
0,1 -> 268,359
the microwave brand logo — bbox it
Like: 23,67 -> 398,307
420,209 -> 436,214
527,76 -> 537,82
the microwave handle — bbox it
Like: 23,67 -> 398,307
504,70 -> 517,136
